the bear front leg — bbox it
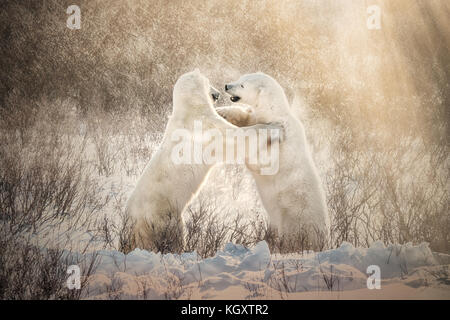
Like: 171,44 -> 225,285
215,105 -> 256,127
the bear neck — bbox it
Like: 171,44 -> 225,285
256,92 -> 291,123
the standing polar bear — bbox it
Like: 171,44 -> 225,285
220,72 -> 330,250
126,70 -> 281,252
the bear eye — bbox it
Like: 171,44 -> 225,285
240,84 -> 244,88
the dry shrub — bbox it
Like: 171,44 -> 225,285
0,101 -> 104,299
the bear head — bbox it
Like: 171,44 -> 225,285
173,69 -> 220,113
224,72 -> 288,115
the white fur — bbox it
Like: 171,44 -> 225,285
223,72 -> 330,249
215,105 -> 256,127
126,70 -> 280,250
126,70 -> 237,250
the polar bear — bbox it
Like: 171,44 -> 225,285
220,72 -> 330,250
125,70 -> 281,252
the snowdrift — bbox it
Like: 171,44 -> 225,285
85,241 -> 450,299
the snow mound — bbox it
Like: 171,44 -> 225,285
84,241 -> 450,299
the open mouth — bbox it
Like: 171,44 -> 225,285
230,96 -> 241,102
211,93 -> 219,102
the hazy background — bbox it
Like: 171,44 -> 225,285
0,0 -> 448,263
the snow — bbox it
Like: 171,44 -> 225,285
83,241 -> 450,300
